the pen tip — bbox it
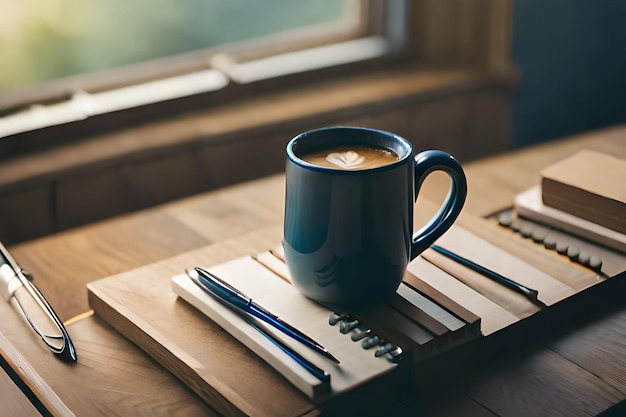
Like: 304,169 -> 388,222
59,344 -> 78,363
327,352 -> 340,364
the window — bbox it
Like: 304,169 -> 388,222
1,0 -> 352,90
0,0 -> 409,139
0,0 -> 515,244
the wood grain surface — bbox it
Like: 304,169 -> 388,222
0,360 -> 41,417
1,125 -> 625,416
0,332 -> 74,417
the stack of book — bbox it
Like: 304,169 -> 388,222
513,149 -> 626,255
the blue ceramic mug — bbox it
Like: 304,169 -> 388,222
283,126 -> 467,305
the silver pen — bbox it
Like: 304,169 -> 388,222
0,242 -> 77,362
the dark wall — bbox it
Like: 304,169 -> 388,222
512,0 -> 626,146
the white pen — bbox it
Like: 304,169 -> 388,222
0,242 -> 77,362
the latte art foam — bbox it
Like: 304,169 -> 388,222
325,151 -> 365,169
301,146 -> 399,170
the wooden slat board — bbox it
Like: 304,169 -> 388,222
407,258 -> 519,336
255,248 -> 481,355
86,215 -> 621,416
87,240 -> 485,415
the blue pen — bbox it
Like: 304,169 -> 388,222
193,267 -> 340,364
246,317 -> 330,382
430,245 -> 548,308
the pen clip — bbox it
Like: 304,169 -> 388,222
195,267 -> 251,310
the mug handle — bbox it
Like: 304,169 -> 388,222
410,150 -> 467,260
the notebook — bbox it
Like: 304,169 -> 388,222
172,250 -> 482,401
540,149 -> 626,234
515,185 -> 626,253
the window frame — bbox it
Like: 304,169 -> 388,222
0,0 -> 515,157
0,1 -> 411,140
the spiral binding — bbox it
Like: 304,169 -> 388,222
328,312 -> 403,363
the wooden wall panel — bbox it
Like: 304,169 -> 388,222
122,151 -> 208,208
197,130 -> 294,190
0,185 -> 54,244
4,82 -> 513,242
56,167 -> 126,231
412,0 -> 513,74
464,89 -> 513,159
331,90 -> 511,163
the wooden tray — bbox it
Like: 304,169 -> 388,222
87,217 -> 623,416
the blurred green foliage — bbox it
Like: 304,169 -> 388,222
0,0 -> 344,90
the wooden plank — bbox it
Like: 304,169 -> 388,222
396,282 -> 466,332
0,301 -> 217,417
390,292 -> 450,337
254,250 -> 292,283
9,210 -> 210,321
466,350 -> 624,417
407,258 -> 518,336
1,352 -> 50,417
88,276 -> 312,417
419,394 -> 498,417
550,307 -> 626,394
403,268 -> 482,333
0,332 -> 74,417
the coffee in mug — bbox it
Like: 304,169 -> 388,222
300,145 -> 400,170
283,126 -> 467,305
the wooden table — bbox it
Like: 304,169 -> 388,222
2,125 -> 625,416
